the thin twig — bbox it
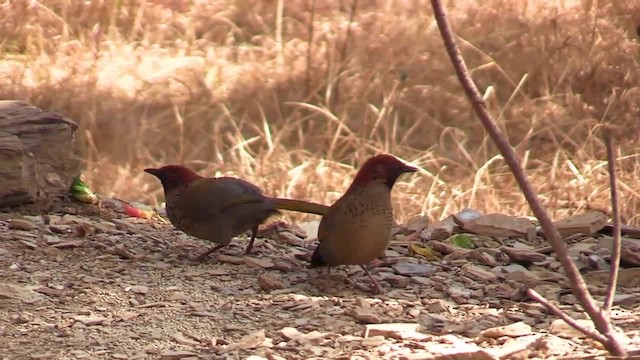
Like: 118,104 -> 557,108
332,0 -> 358,108
305,0 -> 316,95
428,0 -> 626,356
527,289 -> 607,343
603,135 -> 622,313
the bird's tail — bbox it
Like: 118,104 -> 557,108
308,245 -> 327,268
271,197 -> 330,216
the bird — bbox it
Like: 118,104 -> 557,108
308,154 -> 418,294
144,165 -> 330,260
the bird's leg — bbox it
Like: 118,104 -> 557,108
194,243 -> 227,261
360,264 -> 384,295
244,226 -> 259,254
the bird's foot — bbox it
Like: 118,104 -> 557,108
342,275 -> 374,293
192,244 -> 227,262
368,279 -> 384,295
360,265 -> 385,295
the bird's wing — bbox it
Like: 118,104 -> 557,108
178,177 -> 266,222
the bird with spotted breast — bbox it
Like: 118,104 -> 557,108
144,165 -> 330,260
308,154 -> 418,294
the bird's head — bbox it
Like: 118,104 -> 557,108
144,165 -> 202,191
349,154 -> 418,190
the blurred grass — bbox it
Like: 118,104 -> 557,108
1,0 -> 639,224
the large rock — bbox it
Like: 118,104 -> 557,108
0,100 -> 79,209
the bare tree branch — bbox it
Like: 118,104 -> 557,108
603,135 -> 622,313
428,0 -> 626,355
527,289 -> 607,344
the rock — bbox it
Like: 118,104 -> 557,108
363,323 -> 430,340
494,264 -> 528,273
218,254 -> 244,264
549,319 -> 595,339
361,335 -> 386,347
244,257 -> 275,269
500,246 -> 547,264
272,261 -> 294,272
72,315 -> 107,326
613,293 -> 640,306
427,240 -> 465,255
0,283 -> 43,303
599,236 -> 640,267
218,329 -> 266,354
351,307 -> 381,324
258,274 -> 286,292
386,274 -> 410,288
426,299 -> 453,313
553,211 -> 608,238
29,353 -> 57,359
422,216 -> 456,241
391,263 -> 435,276
405,215 -> 430,233
452,208 -> 484,226
297,220 -> 320,239
0,100 -> 79,209
8,218 -> 36,231
532,334 -> 576,356
171,332 -> 200,346
160,350 -> 197,360
460,213 -> 534,237
280,327 -> 332,345
50,240 -> 84,249
584,268 -> 640,288
481,322 -> 532,338
468,248 -> 500,267
411,276 -> 436,286
462,264 -> 498,282
129,286 -> 149,294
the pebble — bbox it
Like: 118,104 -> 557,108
9,218 -> 36,231
392,263 -> 435,276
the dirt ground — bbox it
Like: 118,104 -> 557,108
1,203 -> 639,360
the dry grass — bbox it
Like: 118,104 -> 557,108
1,0 -> 639,224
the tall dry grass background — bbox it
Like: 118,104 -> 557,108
1,0 -> 639,224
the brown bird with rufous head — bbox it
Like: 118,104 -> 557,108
145,165 -> 329,260
309,154 -> 418,294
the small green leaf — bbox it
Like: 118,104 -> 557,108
448,234 -> 474,249
69,176 -> 100,205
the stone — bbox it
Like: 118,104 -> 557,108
0,100 -> 79,209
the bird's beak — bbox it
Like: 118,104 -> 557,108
401,164 -> 419,173
144,168 -> 160,177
